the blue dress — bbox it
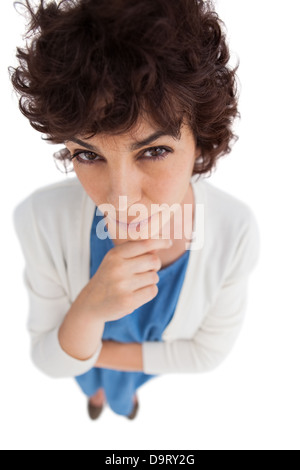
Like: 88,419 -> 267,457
75,207 -> 191,416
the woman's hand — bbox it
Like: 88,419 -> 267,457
80,237 -> 172,322
58,238 -> 172,361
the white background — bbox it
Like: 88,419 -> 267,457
0,0 -> 299,450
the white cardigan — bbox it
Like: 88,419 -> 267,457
13,175 -> 260,379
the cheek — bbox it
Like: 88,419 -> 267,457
150,169 -> 188,204
74,166 -> 105,203
73,167 -> 90,191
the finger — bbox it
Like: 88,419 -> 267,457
132,284 -> 159,308
131,271 -> 160,291
117,238 -> 172,259
126,253 -> 162,274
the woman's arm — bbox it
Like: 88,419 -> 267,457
58,286 -> 105,362
142,276 -> 251,374
141,211 -> 261,375
13,196 -> 104,379
14,193 -> 171,378
96,341 -> 143,372
94,276 -> 250,374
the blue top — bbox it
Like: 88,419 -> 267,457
75,208 -> 191,416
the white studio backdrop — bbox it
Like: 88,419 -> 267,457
0,0 -> 299,450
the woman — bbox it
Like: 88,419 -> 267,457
10,0 -> 260,421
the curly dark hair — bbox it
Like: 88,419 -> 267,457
9,0 -> 239,176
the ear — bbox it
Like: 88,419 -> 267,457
194,138 -> 202,160
194,149 -> 202,163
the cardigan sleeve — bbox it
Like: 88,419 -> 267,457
142,209 -> 261,374
13,195 -> 103,379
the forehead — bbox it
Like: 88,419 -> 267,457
76,116 -> 191,149
100,117 -> 162,147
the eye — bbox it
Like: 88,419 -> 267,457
70,146 -> 172,166
71,151 -> 102,165
140,146 -> 171,161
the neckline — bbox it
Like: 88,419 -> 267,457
158,249 -> 190,276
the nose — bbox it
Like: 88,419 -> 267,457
106,164 -> 142,213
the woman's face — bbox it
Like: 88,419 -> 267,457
65,116 -> 200,241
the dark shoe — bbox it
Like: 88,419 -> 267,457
88,400 -> 104,421
127,396 -> 139,420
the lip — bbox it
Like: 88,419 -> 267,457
115,214 -> 153,227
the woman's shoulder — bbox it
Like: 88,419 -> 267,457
193,177 -> 260,279
14,176 -> 82,210
194,177 -> 259,234
13,177 -> 85,235
21,175 -> 81,205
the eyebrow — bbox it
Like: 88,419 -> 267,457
66,137 -> 98,152
130,131 -> 179,151
66,131 -> 179,153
